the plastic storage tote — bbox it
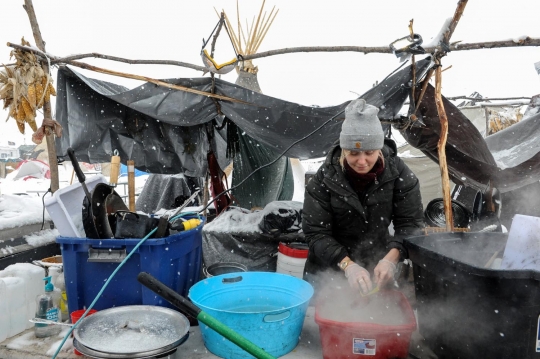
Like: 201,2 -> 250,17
189,272 -> 313,359
404,232 -> 540,359
315,289 -> 417,359
45,174 -> 107,237
56,219 -> 203,312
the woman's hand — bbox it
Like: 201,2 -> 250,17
374,248 -> 400,287
344,263 -> 373,294
374,259 -> 397,287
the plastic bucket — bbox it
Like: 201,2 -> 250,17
188,272 -> 314,359
276,242 -> 308,278
315,290 -> 416,359
203,262 -> 247,278
70,309 -> 97,356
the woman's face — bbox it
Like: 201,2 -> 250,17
345,150 -> 380,174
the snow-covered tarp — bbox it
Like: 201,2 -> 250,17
54,58 -> 433,176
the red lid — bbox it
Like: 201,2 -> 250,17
278,242 -> 309,258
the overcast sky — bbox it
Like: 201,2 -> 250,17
1,0 -> 539,147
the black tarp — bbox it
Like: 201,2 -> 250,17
400,84 -> 540,193
401,84 -> 498,193
55,58 -> 433,175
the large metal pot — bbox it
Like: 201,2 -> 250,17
73,305 -> 189,359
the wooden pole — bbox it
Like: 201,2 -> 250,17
434,60 -> 453,231
23,0 -> 59,193
430,0 -> 468,231
127,160 -> 136,212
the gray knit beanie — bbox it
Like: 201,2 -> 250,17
340,99 -> 384,151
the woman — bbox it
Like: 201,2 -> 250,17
302,98 -> 424,294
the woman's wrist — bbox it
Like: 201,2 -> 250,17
383,249 -> 400,265
338,256 -> 352,271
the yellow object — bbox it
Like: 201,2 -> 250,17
27,84 -> 36,107
201,49 -> 237,75
360,286 -> 380,297
181,218 -> 202,231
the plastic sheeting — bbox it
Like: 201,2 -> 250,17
202,202 -> 304,270
230,70 -> 293,209
54,58 -> 433,175
485,112 -> 540,192
401,84 -> 540,193
401,84 -> 498,193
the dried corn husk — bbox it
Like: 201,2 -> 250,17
0,37 -> 56,134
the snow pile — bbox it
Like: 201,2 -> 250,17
24,229 -> 59,247
0,194 -> 50,230
204,201 -> 303,234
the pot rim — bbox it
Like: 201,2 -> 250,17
73,305 -> 189,358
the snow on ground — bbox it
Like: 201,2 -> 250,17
6,326 -> 73,355
0,194 -> 50,231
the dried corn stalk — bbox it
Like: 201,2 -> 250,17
0,37 -> 56,134
487,107 -> 523,135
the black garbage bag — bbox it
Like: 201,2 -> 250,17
258,201 -> 303,237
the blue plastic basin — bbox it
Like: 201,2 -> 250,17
188,272 -> 314,359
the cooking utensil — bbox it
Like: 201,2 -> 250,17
127,159 -> 136,212
103,151 -> 122,211
67,147 -> 100,239
137,272 -> 276,359
72,305 -> 189,359
90,183 -> 128,239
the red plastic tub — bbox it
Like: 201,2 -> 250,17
315,290 -> 416,359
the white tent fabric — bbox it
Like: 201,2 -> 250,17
398,144 -> 453,209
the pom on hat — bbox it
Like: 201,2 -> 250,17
339,99 -> 384,151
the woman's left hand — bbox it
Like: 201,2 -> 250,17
374,259 -> 397,287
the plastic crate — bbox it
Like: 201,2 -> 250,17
315,290 -> 416,359
56,219 -> 203,313
404,232 -> 540,359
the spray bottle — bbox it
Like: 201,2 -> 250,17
54,268 -> 69,322
34,276 -> 61,338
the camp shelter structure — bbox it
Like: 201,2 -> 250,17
54,57 -> 433,191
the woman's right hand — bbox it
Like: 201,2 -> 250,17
344,263 -> 373,294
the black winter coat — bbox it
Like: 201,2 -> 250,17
302,139 -> 424,280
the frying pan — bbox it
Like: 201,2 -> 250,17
137,272 -> 276,359
67,148 -> 128,239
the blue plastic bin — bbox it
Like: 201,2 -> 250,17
57,219 -> 203,313
189,272 -> 314,359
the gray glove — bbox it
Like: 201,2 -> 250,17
344,263 -> 373,294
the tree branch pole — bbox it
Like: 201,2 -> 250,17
6,43 -> 254,105
8,37 -> 540,73
434,61 -> 454,231
22,0 -> 59,193
51,53 -> 206,72
432,0 -> 468,231
242,37 -> 540,60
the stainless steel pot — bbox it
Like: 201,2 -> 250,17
73,305 -> 189,359
203,262 -> 248,278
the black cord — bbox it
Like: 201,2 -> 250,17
199,109 -> 345,213
41,188 -> 51,230
201,19 -> 222,50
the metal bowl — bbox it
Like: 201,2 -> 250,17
73,305 -> 189,358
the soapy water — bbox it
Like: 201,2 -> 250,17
76,312 -> 185,353
316,275 -> 410,326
